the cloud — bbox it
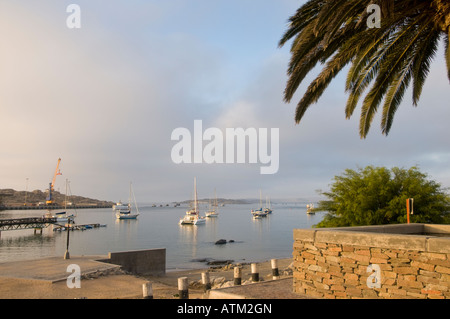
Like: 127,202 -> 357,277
0,1 -> 449,203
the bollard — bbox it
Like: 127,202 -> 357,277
143,282 -> 153,299
234,266 -> 242,286
251,263 -> 259,282
271,259 -> 280,280
201,272 -> 211,291
178,277 -> 189,299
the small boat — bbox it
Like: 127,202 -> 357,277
251,190 -> 268,217
48,211 -> 75,222
306,203 -> 315,215
264,196 -> 273,214
113,201 -> 129,211
116,182 -> 140,219
180,177 -> 205,225
48,180 -> 76,222
205,189 -> 219,218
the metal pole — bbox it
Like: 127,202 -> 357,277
64,217 -> 71,259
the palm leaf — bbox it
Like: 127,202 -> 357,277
411,30 -> 440,106
445,29 -> 450,81
381,58 -> 413,135
359,15 -> 436,137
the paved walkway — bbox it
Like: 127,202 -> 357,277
0,256 -> 311,299
0,255 -> 119,282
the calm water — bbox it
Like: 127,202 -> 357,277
0,203 -> 324,270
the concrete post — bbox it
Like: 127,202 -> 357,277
234,266 -> 242,286
271,259 -> 280,280
178,277 -> 189,299
201,272 -> 211,291
251,263 -> 259,282
143,282 -> 153,299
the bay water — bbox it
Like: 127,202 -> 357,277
0,203 -> 323,270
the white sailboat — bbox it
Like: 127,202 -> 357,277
180,177 -> 206,225
306,203 -> 315,215
251,190 -> 268,218
264,196 -> 273,214
47,179 -> 75,222
205,189 -> 219,218
116,182 -> 139,219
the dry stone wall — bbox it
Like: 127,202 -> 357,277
293,224 -> 450,299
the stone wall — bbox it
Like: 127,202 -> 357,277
293,224 -> 450,299
106,248 -> 166,275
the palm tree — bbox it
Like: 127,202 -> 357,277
279,0 -> 450,138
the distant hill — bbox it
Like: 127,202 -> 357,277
178,198 -> 250,205
0,188 -> 114,208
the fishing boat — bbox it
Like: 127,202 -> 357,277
306,203 -> 315,215
116,183 -> 139,219
205,189 -> 219,218
180,177 -> 205,225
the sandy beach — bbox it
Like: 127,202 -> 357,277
0,257 -> 296,299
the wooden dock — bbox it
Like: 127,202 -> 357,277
0,204 -> 112,211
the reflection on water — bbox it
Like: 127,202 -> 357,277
0,203 -> 324,269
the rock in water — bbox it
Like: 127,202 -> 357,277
215,239 -> 227,245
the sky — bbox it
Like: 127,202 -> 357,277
1,0 -> 449,204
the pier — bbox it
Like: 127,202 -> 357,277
0,217 -> 57,231
0,204 -> 112,211
0,217 -> 58,237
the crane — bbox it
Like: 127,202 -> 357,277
46,158 -> 62,205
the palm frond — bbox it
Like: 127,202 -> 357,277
411,30 -> 440,105
359,14 -> 436,137
381,58 -> 413,135
280,0 -> 449,137
445,29 -> 450,82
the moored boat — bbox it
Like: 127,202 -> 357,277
306,203 -> 315,214
116,183 -> 139,219
205,189 -> 219,218
179,177 -> 205,225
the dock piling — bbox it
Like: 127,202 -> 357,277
178,277 -> 189,299
251,263 -> 259,282
271,259 -> 280,280
234,266 -> 242,286
201,272 -> 211,291
143,282 -> 153,299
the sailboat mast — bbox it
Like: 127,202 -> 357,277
194,177 -> 198,213
259,189 -> 262,208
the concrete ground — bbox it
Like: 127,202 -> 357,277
0,255 -> 308,299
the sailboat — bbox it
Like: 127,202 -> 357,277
251,190 -> 267,218
180,177 -> 206,225
116,182 -> 139,219
306,203 -> 315,215
47,179 -> 75,222
205,189 -> 219,218
264,196 -> 273,214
